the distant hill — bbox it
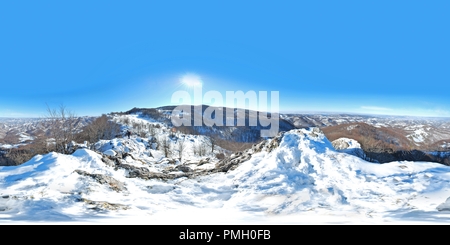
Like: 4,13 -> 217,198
322,122 -> 450,165
282,113 -> 450,151
120,105 -> 297,143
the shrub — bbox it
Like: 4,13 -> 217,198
215,153 -> 225,160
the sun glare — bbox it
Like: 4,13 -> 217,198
180,73 -> 202,87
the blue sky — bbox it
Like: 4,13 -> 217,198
1,1 -> 449,118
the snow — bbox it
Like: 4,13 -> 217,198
332,137 -> 361,150
405,126 -> 429,143
437,197 -> 450,211
410,128 -> 428,143
0,144 -> 24,149
103,149 -> 117,157
2,127 -> 450,224
19,133 -> 34,143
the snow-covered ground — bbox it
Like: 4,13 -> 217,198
1,127 -> 450,224
406,126 -> 429,144
0,143 -> 25,149
18,133 -> 34,143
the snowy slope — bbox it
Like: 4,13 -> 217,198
1,128 -> 450,224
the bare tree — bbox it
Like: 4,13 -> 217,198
193,142 -> 208,157
148,124 -> 157,139
45,104 -> 78,154
205,135 -> 218,153
132,122 -> 147,137
122,117 -> 130,125
177,136 -> 187,163
161,136 -> 172,158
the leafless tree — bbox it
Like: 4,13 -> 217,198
122,117 -> 130,125
45,104 -> 78,154
193,142 -> 208,157
177,136 -> 187,163
161,136 -> 172,158
205,135 -> 218,153
148,124 -> 157,139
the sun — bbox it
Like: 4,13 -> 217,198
180,73 -> 203,87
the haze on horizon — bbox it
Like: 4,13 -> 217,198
1,1 -> 449,118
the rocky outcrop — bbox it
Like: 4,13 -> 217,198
331,138 -> 361,150
214,151 -> 252,172
115,163 -> 171,180
437,197 -> 450,211
197,158 -> 210,166
77,198 -> 129,211
101,156 -> 116,167
157,158 -> 178,164
74,170 -> 127,192
212,131 -> 287,173
176,165 -> 192,173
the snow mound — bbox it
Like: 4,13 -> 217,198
332,137 -> 361,150
437,197 -> 450,211
331,137 -> 366,160
225,128 -> 450,219
103,149 -> 116,157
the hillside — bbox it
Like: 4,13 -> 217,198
322,123 -> 450,165
128,105 -> 296,141
1,125 -> 450,224
282,113 -> 450,150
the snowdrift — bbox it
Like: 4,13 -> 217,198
1,128 -> 450,224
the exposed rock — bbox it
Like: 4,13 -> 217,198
74,170 -> 126,192
77,198 -> 129,211
210,131 -> 287,173
122,152 -> 148,165
197,158 -> 210,166
116,163 -> 173,180
265,132 -> 285,153
437,197 -> 450,211
66,141 -> 81,154
332,138 -> 361,150
112,155 -> 124,165
214,152 -> 252,172
101,157 -> 116,167
308,127 -> 322,138
157,158 -> 177,164
176,165 -> 192,173
211,135 -> 285,173
167,158 -> 178,164
251,140 -> 267,154
332,139 -> 350,150
0,195 -> 10,212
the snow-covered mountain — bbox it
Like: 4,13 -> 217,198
126,106 -> 297,143
2,109 -> 449,153
0,117 -> 93,148
2,125 -> 450,224
282,113 -> 450,150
